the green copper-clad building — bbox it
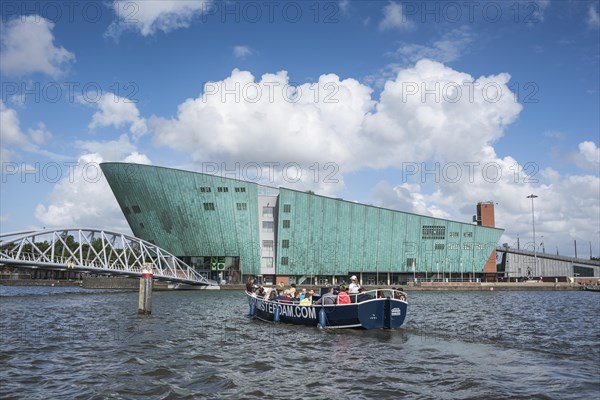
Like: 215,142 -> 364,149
101,163 -> 504,285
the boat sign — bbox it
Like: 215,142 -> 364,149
256,299 -> 317,320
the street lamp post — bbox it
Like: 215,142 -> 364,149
527,194 -> 539,278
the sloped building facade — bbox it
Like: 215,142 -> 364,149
101,163 -> 504,285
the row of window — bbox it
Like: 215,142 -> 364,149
262,240 -> 290,248
423,227 -> 473,240
203,202 -> 249,211
450,232 -> 473,238
199,186 -> 247,193
422,225 -> 446,240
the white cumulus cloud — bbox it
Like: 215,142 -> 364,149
0,16 -> 75,78
88,93 -> 148,138
0,101 -> 56,162
106,0 -> 211,38
575,141 -> 600,171
34,137 -> 151,231
379,1 -> 414,31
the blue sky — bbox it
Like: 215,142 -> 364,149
1,0 -> 599,258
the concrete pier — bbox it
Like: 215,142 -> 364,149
138,269 -> 153,314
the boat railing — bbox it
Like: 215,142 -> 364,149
348,289 -> 407,303
249,288 -> 408,304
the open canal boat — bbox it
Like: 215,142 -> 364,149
246,288 -> 408,329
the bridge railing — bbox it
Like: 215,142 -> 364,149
0,228 -> 218,286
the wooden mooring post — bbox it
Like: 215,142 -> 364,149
138,268 -> 153,314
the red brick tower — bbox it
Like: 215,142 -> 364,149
477,202 -> 497,277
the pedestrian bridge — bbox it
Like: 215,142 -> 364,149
0,228 -> 218,287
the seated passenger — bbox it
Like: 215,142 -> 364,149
337,285 -> 351,304
308,289 -> 319,304
290,291 -> 300,303
299,288 -> 307,301
299,298 -> 310,306
357,287 -> 374,302
316,287 -> 336,305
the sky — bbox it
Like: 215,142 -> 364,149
1,0 -> 599,258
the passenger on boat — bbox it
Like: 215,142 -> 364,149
245,277 -> 255,292
300,290 -> 314,306
287,283 -> 297,297
316,287 -> 336,305
337,285 -> 351,304
299,288 -> 307,301
356,287 -> 374,302
273,291 -> 291,302
394,287 -> 407,301
348,275 -> 361,294
290,291 -> 300,303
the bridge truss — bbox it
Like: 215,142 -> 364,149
0,228 -> 218,287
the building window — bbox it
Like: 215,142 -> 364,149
448,243 -> 459,250
422,225 -> 446,240
281,257 -> 289,266
203,202 -> 215,211
123,207 -> 131,215
235,187 -> 246,193
283,220 -> 290,228
282,240 -> 289,248
463,232 -> 473,238
435,244 -> 445,250
449,232 -> 459,237
463,243 -> 473,250
406,258 -> 416,267
262,206 -> 274,217
262,257 -> 273,268
262,240 -> 273,248
200,187 -> 211,193
132,205 -> 141,214
283,204 -> 291,213
475,243 -> 484,250
236,203 -> 247,211
217,187 -> 229,193
262,221 -> 274,232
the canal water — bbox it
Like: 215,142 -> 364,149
1,286 -> 598,399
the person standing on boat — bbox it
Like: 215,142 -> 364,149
349,275 -> 360,294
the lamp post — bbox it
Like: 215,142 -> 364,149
460,261 -> 463,282
526,194 -> 539,278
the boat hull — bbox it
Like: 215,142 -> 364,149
247,293 -> 408,330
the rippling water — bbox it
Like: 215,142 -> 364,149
1,286 -> 598,399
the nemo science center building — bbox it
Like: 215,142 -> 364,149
101,163 -> 504,286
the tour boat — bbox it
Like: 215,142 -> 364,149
246,288 -> 408,329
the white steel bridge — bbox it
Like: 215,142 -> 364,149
0,228 -> 218,287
